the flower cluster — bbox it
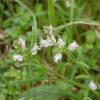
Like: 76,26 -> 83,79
39,38 -> 53,48
12,38 -> 25,62
13,25 -> 78,63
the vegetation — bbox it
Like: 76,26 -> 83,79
0,0 -> 100,100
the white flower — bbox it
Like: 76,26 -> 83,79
13,54 -> 23,62
18,37 -> 26,50
48,25 -> 53,35
51,35 -> 56,43
57,38 -> 65,47
31,44 -> 40,55
65,0 -> 71,8
68,41 -> 78,51
47,38 -> 54,46
19,97 -> 25,100
44,25 -> 53,35
53,53 -> 62,63
88,80 -> 97,91
54,0 -> 58,2
39,38 -> 53,48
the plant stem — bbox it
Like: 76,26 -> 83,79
48,0 -> 56,26
70,0 -> 74,22
54,20 -> 100,31
26,66 -> 30,100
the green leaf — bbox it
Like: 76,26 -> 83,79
0,94 -> 6,100
86,30 -> 96,43
75,75 -> 91,79
22,85 -> 63,100
83,97 -> 92,100
4,67 -> 22,79
77,61 -> 90,69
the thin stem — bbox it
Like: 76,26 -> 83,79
26,66 -> 30,100
54,20 -> 100,31
48,0 -> 56,26
20,69 -> 23,94
70,0 -> 74,22
69,0 -> 75,40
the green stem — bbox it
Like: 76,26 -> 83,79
26,66 -> 30,100
70,0 -> 74,22
54,20 -> 100,31
20,69 -> 23,94
48,0 -> 56,26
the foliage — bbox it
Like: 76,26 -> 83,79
0,0 -> 100,100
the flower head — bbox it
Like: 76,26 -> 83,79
65,0 -> 71,8
57,38 -> 65,47
18,37 -> 26,50
31,44 -> 40,55
88,80 -> 97,91
68,41 -> 78,51
39,38 -> 53,48
51,35 -> 56,43
13,54 -> 23,62
53,53 -> 62,63
44,25 -> 53,35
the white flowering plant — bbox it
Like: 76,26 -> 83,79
0,0 -> 100,100
9,24 -> 99,100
